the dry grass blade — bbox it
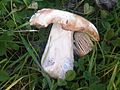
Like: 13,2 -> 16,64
5,77 -> 24,90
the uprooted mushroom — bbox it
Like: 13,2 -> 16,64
29,8 -> 100,79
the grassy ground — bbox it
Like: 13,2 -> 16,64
0,0 -> 120,90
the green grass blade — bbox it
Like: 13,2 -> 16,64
107,61 -> 119,90
19,34 -> 42,71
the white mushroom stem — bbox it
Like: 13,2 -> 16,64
41,24 -> 74,78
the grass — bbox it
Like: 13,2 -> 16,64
0,0 -> 120,90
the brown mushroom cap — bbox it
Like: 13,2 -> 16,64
30,8 -> 100,56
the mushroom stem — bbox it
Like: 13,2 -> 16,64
41,23 -> 74,79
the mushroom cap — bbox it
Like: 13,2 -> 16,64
30,8 -> 100,56
30,8 -> 99,41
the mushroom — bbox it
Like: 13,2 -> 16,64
30,8 -> 100,79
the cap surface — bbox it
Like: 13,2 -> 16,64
30,8 -> 100,56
